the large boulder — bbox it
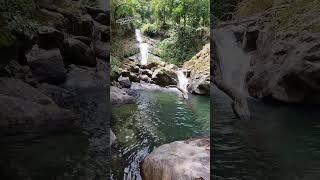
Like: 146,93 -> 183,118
26,47 -> 66,84
61,38 -> 96,67
0,94 -> 77,135
245,5 -> 320,104
37,26 -> 64,50
110,86 -> 134,106
151,68 -> 178,87
63,65 -> 106,90
188,74 -> 210,95
0,77 -> 55,105
141,138 -> 210,180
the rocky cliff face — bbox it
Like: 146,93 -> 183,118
245,1 -> 320,104
215,1 -> 320,104
183,44 -> 210,95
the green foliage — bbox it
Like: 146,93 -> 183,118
0,0 -> 39,36
111,56 -> 122,79
157,29 -> 203,66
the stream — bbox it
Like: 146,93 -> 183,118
111,89 -> 210,179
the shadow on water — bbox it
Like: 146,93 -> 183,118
212,86 -> 320,180
111,89 -> 210,180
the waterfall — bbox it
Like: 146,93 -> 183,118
177,69 -> 189,98
213,29 -> 250,95
177,70 -> 188,92
135,29 -> 149,65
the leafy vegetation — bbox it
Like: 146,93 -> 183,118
0,0 -> 39,35
111,0 -> 209,66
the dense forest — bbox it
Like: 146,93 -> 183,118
111,0 -> 209,66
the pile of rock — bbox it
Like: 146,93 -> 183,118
113,60 -> 179,88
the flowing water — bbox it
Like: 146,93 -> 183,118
111,89 -> 210,179
214,29 -> 250,94
177,69 -> 189,92
135,29 -> 149,65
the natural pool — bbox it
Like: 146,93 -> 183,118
111,89 -> 210,179
212,87 -> 320,180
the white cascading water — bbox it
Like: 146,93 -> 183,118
213,29 -> 250,95
135,29 -> 148,65
177,69 -> 189,98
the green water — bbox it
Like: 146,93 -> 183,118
111,89 -> 210,179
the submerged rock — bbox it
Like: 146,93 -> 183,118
141,137 -> 210,180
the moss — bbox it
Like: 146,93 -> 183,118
236,0 -> 273,17
183,44 -> 210,74
0,29 -> 16,49
310,24 -> 320,33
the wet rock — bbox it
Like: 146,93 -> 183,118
26,47 -> 66,84
0,94 -> 77,135
38,26 -> 64,49
61,38 -> 96,67
110,86 -> 134,106
118,76 -> 131,88
151,68 -> 178,87
188,75 -> 210,95
141,138 -> 210,180
146,62 -> 159,70
0,77 -> 55,105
